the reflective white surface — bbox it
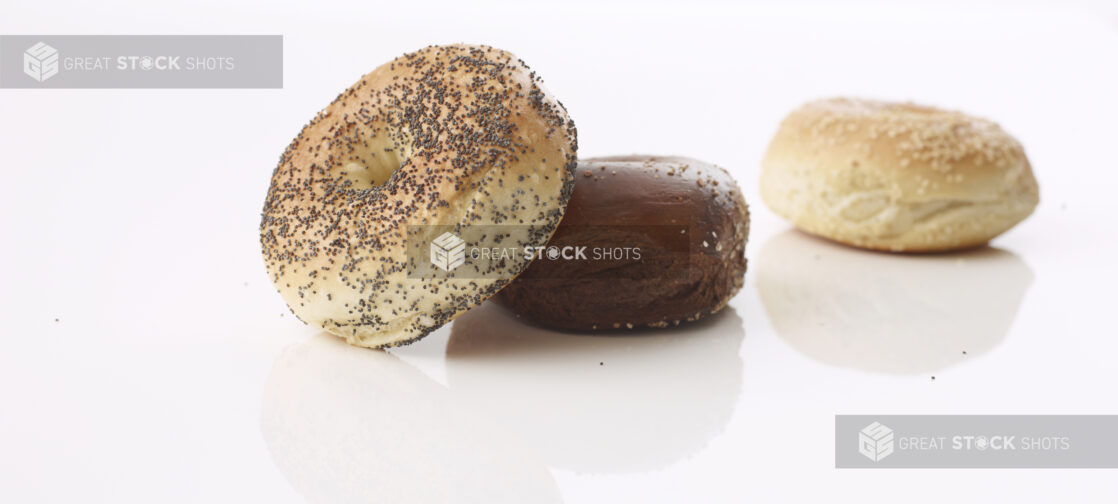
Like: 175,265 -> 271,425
756,231 -> 1033,375
262,333 -> 562,504
2,1 -> 1118,502
446,303 -> 744,474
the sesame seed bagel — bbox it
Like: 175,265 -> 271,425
761,98 -> 1039,252
260,44 -> 578,349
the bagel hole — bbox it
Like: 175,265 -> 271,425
340,148 -> 406,190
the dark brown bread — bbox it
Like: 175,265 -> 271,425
494,156 -> 749,330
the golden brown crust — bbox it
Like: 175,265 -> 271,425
260,45 -> 577,348
760,97 -> 1039,252
494,156 -> 749,331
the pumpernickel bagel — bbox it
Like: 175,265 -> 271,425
494,156 -> 749,330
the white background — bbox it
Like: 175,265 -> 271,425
2,0 -> 1117,502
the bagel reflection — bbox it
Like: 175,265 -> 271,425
260,333 -> 561,504
445,302 -> 745,473
757,230 -> 1033,375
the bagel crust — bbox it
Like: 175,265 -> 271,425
260,45 -> 578,348
494,156 -> 750,331
761,98 -> 1039,252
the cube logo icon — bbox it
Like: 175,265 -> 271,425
859,422 -> 895,462
24,42 -> 60,82
430,232 -> 466,272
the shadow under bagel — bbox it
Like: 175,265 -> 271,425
756,229 -> 1034,375
443,302 -> 746,473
